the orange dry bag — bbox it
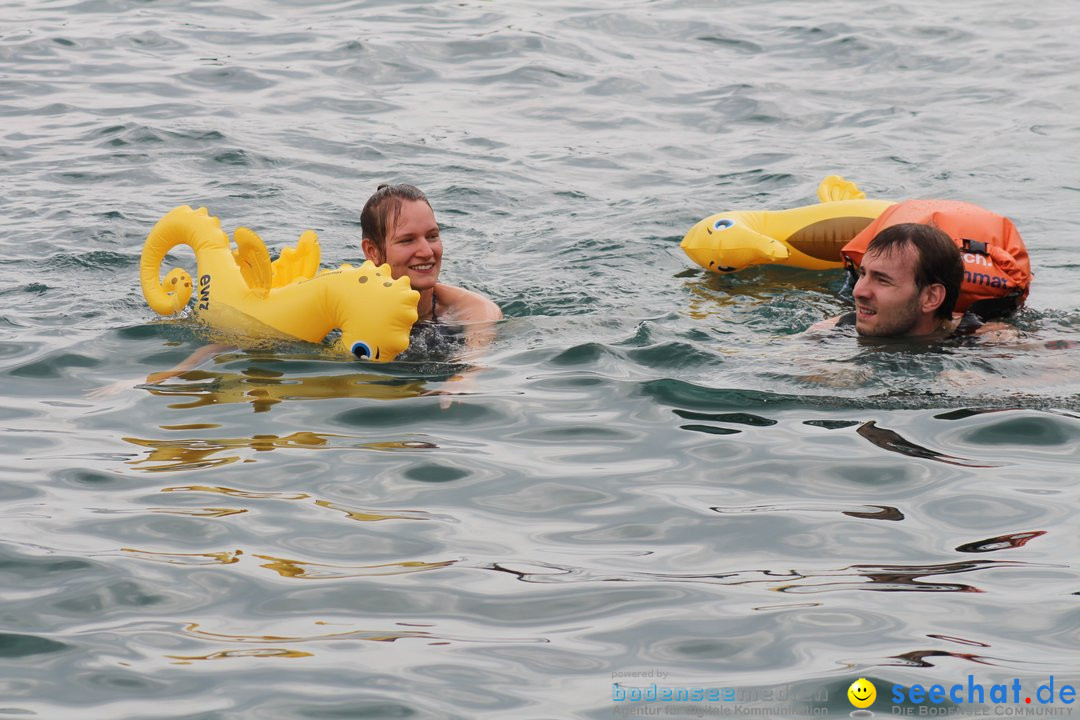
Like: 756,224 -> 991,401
840,199 -> 1031,318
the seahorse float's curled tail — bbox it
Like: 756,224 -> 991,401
140,205 -> 419,361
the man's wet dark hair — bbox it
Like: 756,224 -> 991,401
865,223 -> 964,319
360,184 -> 431,255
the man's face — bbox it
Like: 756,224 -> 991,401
851,244 -> 927,337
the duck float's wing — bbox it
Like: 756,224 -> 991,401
232,227 -> 272,298
271,230 -> 320,288
817,175 -> 866,202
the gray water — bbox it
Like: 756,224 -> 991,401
2,1 -> 1079,718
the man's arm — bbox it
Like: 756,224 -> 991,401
972,321 -> 1020,342
806,316 -> 841,333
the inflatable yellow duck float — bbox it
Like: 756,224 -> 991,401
681,176 -> 894,273
140,206 -> 420,361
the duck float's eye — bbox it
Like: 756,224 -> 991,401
351,341 -> 371,359
713,218 -> 735,231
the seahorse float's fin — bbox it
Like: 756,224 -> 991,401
232,227 -> 272,298
271,230 -> 321,288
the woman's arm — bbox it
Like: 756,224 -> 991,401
145,343 -> 235,383
427,284 -> 502,408
87,343 -> 235,399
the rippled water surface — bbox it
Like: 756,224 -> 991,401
3,1 -> 1079,718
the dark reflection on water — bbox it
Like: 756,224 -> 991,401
841,506 -> 905,521
479,558 -> 1042,597
954,531 -> 1046,554
855,420 -> 998,467
886,648 -> 997,669
774,560 -> 1037,595
710,503 -> 905,521
674,409 -> 778,426
0,633 -> 69,659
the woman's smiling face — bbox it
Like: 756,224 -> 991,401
366,199 -> 442,292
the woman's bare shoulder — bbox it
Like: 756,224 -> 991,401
436,283 -> 503,323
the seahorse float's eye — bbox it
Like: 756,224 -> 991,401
712,218 -> 735,231
351,341 -> 372,359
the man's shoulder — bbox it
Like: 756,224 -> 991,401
948,310 -> 1019,341
807,312 -> 855,333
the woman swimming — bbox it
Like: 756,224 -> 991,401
359,183 -> 502,352
91,184 -> 501,397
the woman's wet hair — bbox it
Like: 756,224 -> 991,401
360,184 -> 431,255
866,223 -> 964,319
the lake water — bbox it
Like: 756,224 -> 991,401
2,1 -> 1079,718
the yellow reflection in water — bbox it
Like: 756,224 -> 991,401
146,507 -> 247,518
312,499 -> 438,523
167,648 -> 313,663
683,271 -> 827,320
124,432 -> 436,472
123,431 -> 329,472
182,622 -> 440,643
255,554 -> 456,580
121,548 -> 242,565
146,486 -> 443,531
162,485 -> 311,500
171,620 -> 544,656
146,369 -> 428,412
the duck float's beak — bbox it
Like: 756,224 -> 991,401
680,213 -> 789,273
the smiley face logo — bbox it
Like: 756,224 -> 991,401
847,678 -> 876,708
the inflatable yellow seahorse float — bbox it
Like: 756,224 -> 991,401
681,176 -> 894,273
140,206 -> 419,361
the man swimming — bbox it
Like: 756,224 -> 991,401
811,223 -> 1002,338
